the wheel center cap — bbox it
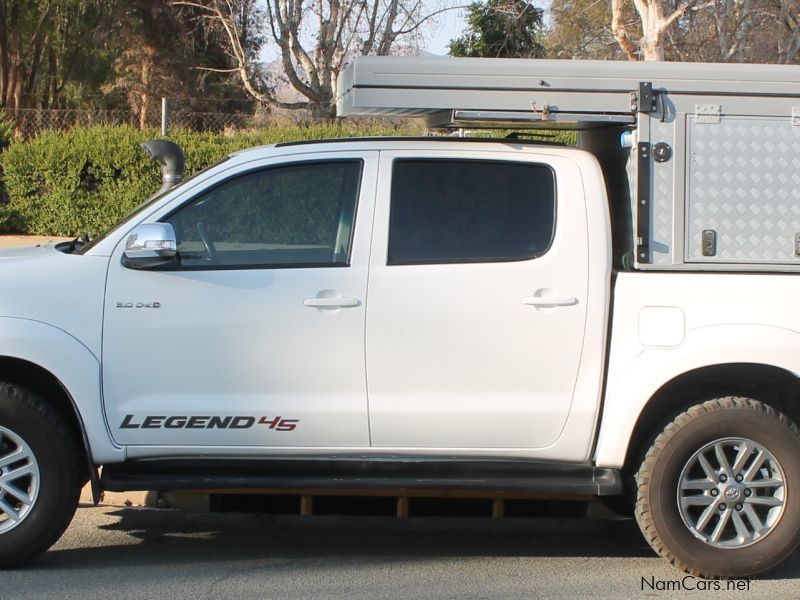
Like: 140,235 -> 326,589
723,484 -> 744,502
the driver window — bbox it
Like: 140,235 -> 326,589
163,160 -> 362,268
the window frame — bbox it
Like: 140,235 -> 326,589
155,158 -> 365,271
386,158 -> 558,267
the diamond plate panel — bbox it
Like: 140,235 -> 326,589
650,120 -> 675,265
687,116 -> 800,263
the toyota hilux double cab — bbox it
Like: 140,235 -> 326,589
3,57 -> 800,578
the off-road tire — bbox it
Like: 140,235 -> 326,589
635,397 -> 800,578
0,383 -> 84,568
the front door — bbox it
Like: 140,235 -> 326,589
103,153 -> 377,448
366,151 -> 589,449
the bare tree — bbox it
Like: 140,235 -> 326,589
668,0 -> 778,63
611,1 -> 796,63
174,0 -> 446,117
712,0 -> 755,61
777,0 -> 800,63
612,0 -> 704,60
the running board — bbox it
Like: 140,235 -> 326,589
101,458 -> 622,497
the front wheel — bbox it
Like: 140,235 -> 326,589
0,384 -> 84,568
635,397 -> 800,578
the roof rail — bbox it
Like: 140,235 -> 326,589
274,135 -> 569,148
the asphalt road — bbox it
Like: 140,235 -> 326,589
5,504 -> 800,599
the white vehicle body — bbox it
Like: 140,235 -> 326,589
0,139 -> 796,470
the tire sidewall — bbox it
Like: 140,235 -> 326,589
645,406 -> 800,577
0,394 -> 80,564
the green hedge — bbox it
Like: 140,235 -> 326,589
0,123 -> 576,236
0,123 -> 417,236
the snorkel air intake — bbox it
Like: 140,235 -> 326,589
141,139 -> 185,197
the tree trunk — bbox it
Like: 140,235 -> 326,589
640,1 -> 666,61
641,36 -> 665,60
3,61 -> 15,110
0,2 -> 8,108
12,74 -> 20,114
612,0 -> 697,62
611,0 -> 639,60
139,56 -> 152,129
139,93 -> 150,129
309,100 -> 336,121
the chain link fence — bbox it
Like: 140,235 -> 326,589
8,99 -> 289,139
13,108 -> 139,137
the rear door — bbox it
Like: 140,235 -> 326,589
366,150 -> 589,449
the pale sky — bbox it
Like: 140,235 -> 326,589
424,7 -> 468,56
422,0 -> 552,56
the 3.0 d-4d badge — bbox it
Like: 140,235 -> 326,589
115,301 -> 161,309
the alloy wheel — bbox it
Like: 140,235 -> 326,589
0,425 -> 40,534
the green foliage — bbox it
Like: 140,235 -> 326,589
0,123 -> 417,236
0,0 -> 122,110
546,0 -> 629,60
0,1 -> 256,113
0,111 -> 15,150
449,0 -> 545,58
467,129 -> 577,145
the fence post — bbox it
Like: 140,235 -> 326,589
161,97 -> 169,136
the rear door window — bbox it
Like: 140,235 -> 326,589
388,159 -> 556,265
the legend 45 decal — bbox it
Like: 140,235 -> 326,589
120,414 -> 299,431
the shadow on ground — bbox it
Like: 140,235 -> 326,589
51,508 -> 643,562
18,507 -> 800,581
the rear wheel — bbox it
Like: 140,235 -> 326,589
635,397 -> 800,578
0,383 -> 84,568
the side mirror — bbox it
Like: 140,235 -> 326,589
122,223 -> 178,269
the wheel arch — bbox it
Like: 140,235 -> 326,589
595,323 -> 800,469
621,363 -> 800,476
0,317 -> 124,485
0,356 -> 100,501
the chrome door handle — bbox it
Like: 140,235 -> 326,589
303,297 -> 361,308
522,296 -> 578,307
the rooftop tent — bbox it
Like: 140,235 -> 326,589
336,56 -> 800,128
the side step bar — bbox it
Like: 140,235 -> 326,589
101,458 -> 622,497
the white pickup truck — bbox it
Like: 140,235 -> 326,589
7,54 -> 800,579
0,134 -> 798,578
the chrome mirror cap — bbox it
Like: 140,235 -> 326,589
122,223 -> 177,269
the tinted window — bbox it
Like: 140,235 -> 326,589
388,160 -> 556,265
164,160 -> 362,268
